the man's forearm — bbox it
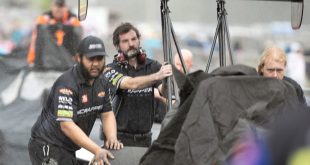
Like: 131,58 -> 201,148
119,64 -> 172,90
119,72 -> 159,90
101,111 -> 117,140
60,121 -> 101,155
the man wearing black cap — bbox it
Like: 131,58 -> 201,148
27,0 -> 82,69
28,36 -> 122,165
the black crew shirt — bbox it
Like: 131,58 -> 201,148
31,65 -> 112,152
283,76 -> 306,105
104,58 -> 161,134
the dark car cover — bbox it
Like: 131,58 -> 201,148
140,65 -> 301,165
140,66 -> 211,165
34,25 -> 78,71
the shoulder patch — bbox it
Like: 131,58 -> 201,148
57,110 -> 73,118
59,88 -> 73,95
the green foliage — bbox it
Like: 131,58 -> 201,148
32,0 -> 51,12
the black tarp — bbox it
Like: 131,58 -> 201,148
140,67 -> 212,165
0,53 -> 28,93
140,65 -> 301,165
0,99 -> 41,165
33,25 -> 77,71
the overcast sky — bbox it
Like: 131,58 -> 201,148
82,0 -> 309,26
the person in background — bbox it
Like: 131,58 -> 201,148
155,49 -> 194,126
103,22 -> 172,147
257,45 -> 306,105
28,36 -> 122,165
27,0 -> 82,69
174,49 -> 193,74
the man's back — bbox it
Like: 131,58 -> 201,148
27,4 -> 81,70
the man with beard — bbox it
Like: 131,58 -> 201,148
103,22 -> 172,147
28,36 -> 122,165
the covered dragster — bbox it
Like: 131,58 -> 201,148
140,64 -> 302,165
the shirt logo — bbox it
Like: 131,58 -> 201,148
59,88 -> 73,95
82,94 -> 88,103
57,110 -> 73,118
77,105 -> 103,115
98,91 -> 105,97
127,87 -> 153,94
58,96 -> 73,105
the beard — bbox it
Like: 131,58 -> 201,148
125,47 -> 139,59
79,61 -> 104,80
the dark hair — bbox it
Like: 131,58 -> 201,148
53,0 -> 66,7
112,22 -> 141,47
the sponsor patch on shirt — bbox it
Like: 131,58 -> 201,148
57,110 -> 73,118
112,74 -> 123,86
58,96 -> 73,105
58,104 -> 73,110
98,91 -> 105,97
82,94 -> 88,103
104,69 -> 123,86
59,88 -> 73,95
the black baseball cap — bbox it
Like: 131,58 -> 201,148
53,0 -> 66,7
77,36 -> 108,58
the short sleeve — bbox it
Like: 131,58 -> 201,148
100,78 -> 113,113
103,68 -> 125,94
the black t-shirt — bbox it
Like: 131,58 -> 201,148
283,76 -> 306,105
104,58 -> 161,134
31,65 -> 112,152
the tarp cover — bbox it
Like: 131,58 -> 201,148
33,25 -> 76,71
0,51 -> 66,164
140,65 -> 300,165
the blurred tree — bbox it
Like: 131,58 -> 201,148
32,0 -> 50,12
